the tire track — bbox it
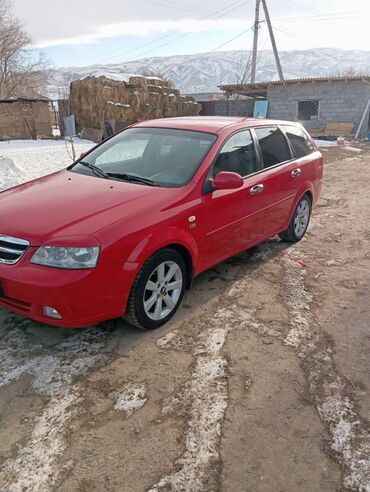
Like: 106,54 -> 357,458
282,251 -> 370,491
0,326 -> 110,491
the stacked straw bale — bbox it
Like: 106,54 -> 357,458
69,75 -> 201,131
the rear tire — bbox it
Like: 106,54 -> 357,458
125,248 -> 187,330
279,194 -> 312,242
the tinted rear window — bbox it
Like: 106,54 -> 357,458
282,125 -> 314,158
255,127 -> 292,168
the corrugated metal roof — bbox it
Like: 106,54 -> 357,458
219,75 -> 370,91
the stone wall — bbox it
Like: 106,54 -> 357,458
69,75 -> 201,132
267,80 -> 370,135
0,99 -> 52,140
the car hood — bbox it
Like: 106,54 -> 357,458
0,170 -> 181,245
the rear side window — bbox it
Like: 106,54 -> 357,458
213,130 -> 258,178
282,125 -> 314,158
255,127 -> 292,168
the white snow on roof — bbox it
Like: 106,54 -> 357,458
107,101 -> 131,108
81,72 -> 164,84
81,72 -> 138,83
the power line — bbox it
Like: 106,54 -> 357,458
200,26 -> 254,55
274,9 -> 369,23
170,24 -> 255,93
97,0 -> 250,65
137,0 -> 213,17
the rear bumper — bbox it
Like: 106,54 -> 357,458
0,254 -> 138,327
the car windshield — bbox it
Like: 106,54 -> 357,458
71,127 -> 217,187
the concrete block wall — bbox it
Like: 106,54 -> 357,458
267,80 -> 370,132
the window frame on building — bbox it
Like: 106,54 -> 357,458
297,99 -> 320,121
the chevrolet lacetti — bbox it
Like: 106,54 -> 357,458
0,117 -> 323,329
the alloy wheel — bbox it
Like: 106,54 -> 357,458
143,261 -> 183,321
294,198 -> 310,238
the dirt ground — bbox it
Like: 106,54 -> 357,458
0,144 -> 369,492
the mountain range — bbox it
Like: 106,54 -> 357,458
46,48 -> 370,99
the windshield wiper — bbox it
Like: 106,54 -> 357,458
105,172 -> 157,186
79,161 -> 109,179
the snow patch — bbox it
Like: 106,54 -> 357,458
82,72 -> 139,83
0,327 -> 107,396
151,305 -> 250,490
0,327 -> 109,489
114,383 -> 147,415
0,139 -> 94,191
107,100 -> 131,108
344,146 -> 362,153
0,157 -> 30,191
81,72 -> 164,84
0,390 -> 81,492
282,250 -> 370,491
156,330 -> 180,349
283,254 -> 313,348
314,139 -> 338,147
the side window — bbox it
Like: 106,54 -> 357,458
282,125 -> 314,158
213,130 -> 258,178
255,127 -> 292,168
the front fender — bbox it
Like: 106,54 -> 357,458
124,225 -> 199,276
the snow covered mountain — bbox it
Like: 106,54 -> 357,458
47,48 -> 370,99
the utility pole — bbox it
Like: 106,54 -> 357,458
250,0 -> 261,84
250,0 -> 284,84
261,0 -> 284,81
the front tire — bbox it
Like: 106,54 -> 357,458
279,194 -> 312,242
125,248 -> 187,330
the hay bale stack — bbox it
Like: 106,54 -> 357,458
69,74 -> 201,132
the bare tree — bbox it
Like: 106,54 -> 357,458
335,65 -> 370,77
58,72 -> 74,99
0,0 -> 49,97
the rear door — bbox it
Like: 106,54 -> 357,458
251,126 -> 301,235
280,124 -> 322,204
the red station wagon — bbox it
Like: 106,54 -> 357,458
0,117 -> 323,329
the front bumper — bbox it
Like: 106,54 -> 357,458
0,250 -> 137,327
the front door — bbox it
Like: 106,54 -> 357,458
199,129 -> 261,270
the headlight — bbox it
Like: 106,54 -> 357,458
31,246 -> 100,269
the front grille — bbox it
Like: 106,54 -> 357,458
0,234 -> 30,265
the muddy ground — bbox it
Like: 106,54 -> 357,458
0,145 -> 369,492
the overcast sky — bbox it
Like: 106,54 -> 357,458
12,0 -> 370,67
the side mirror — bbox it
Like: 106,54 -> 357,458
79,152 -> 88,160
212,171 -> 244,191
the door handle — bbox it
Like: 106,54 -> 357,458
291,168 -> 302,177
250,184 -> 264,195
